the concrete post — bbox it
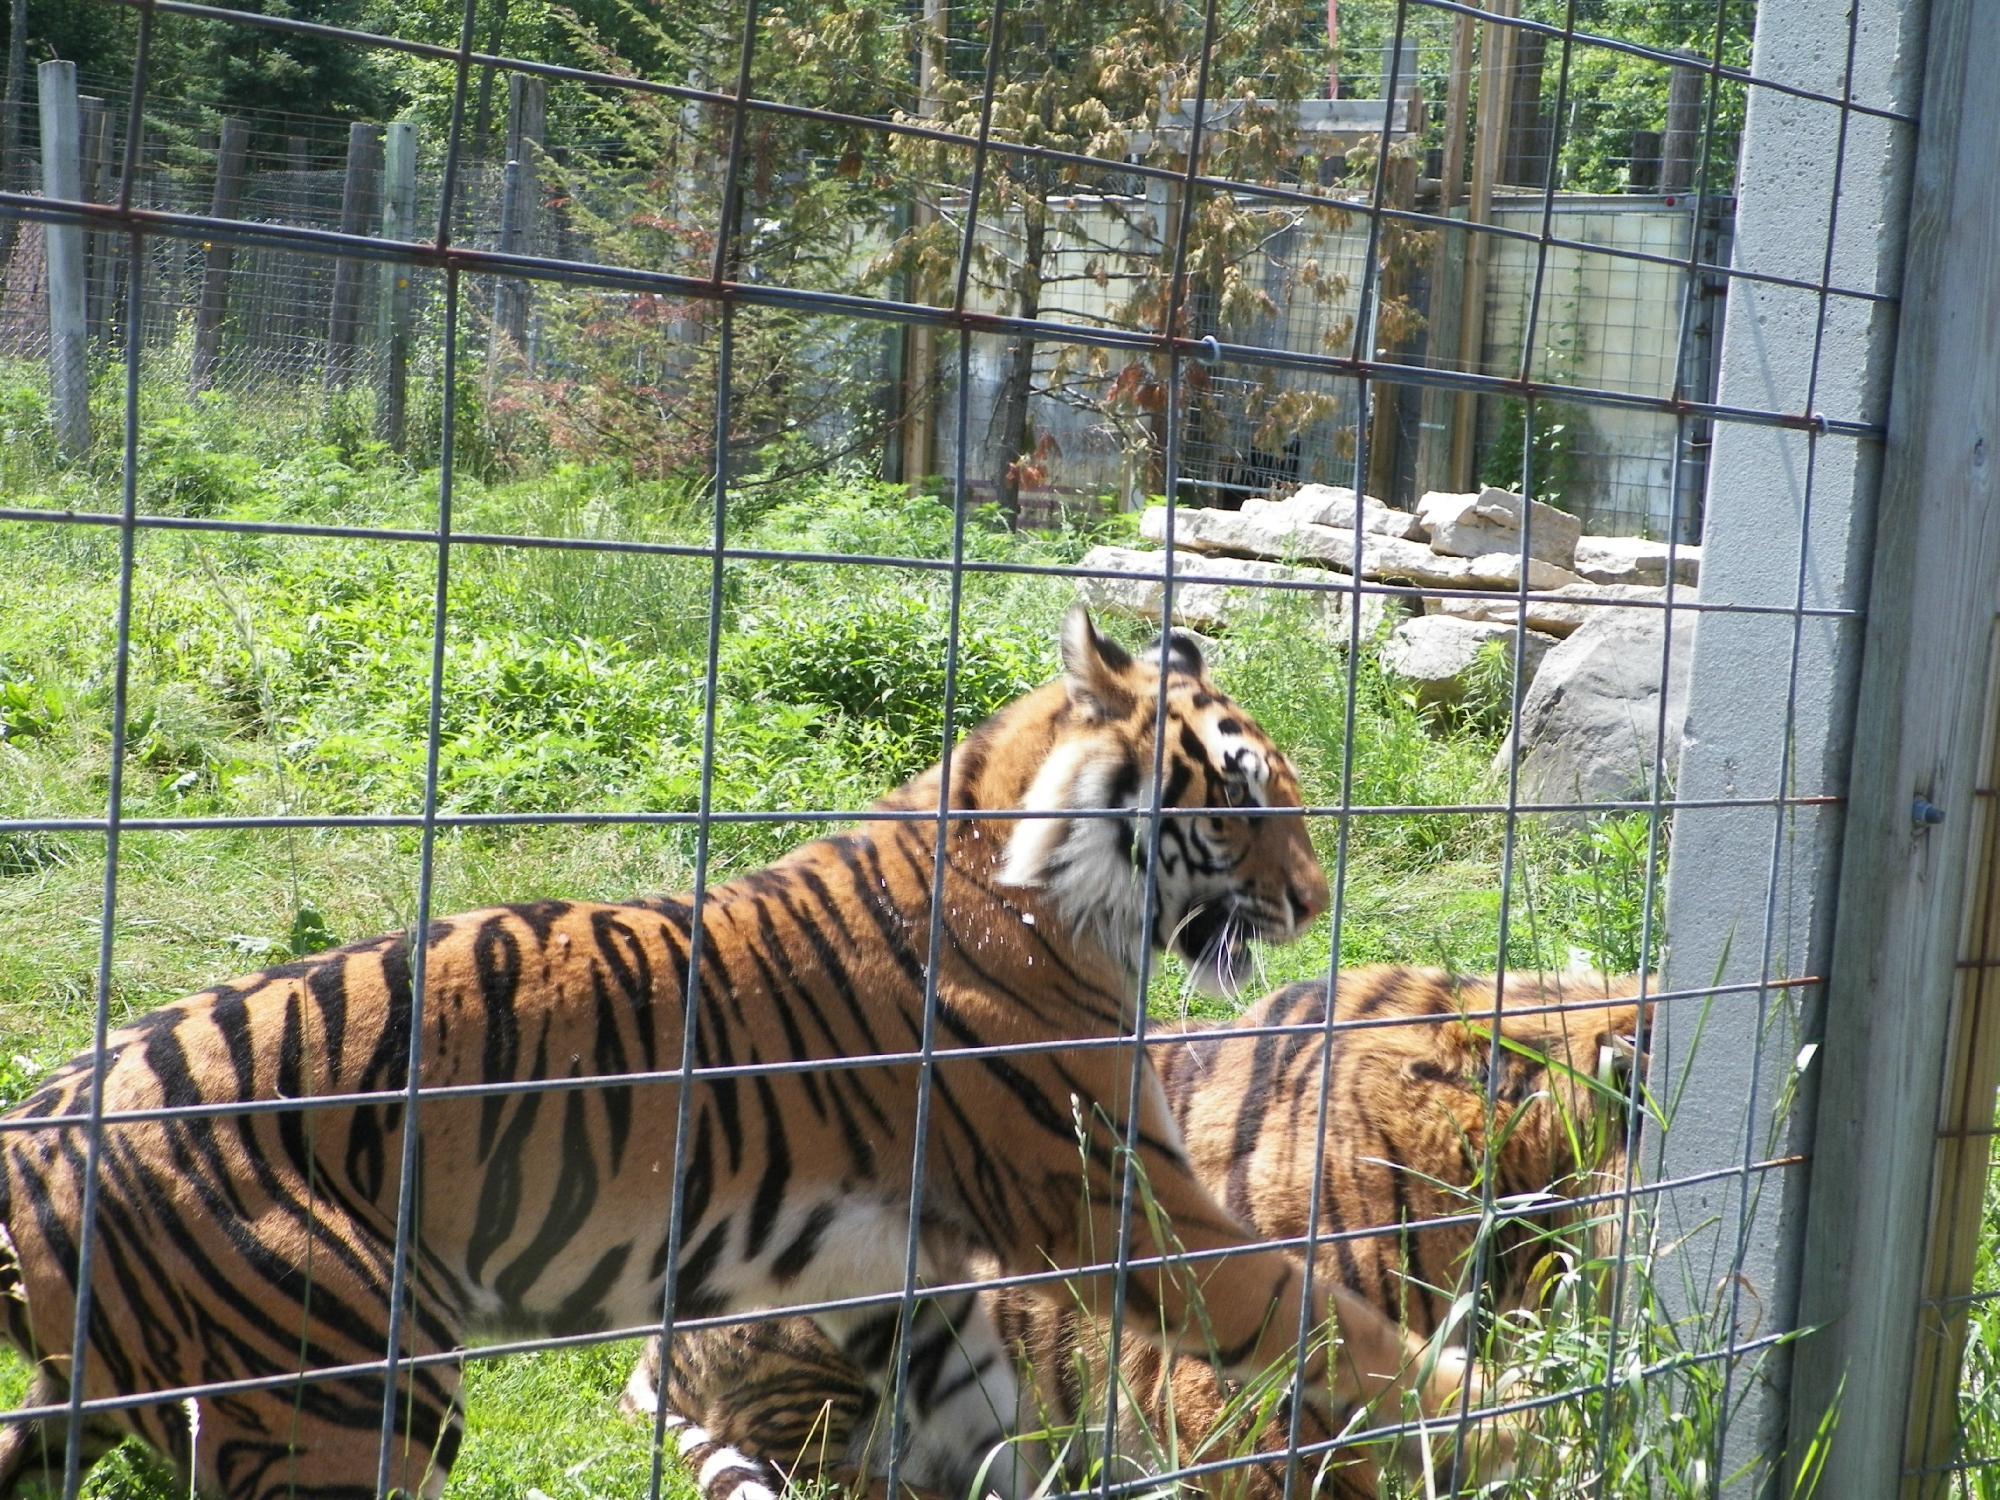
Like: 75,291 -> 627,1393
38,60 -> 88,456
1644,0 -> 1929,1491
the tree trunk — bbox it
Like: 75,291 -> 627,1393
470,0 -> 511,155
0,0 -> 27,265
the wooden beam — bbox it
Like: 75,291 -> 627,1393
378,121 -> 418,451
1784,0 -> 2000,1491
1447,0 -> 1517,489
326,122 -> 382,387
494,72 -> 545,354
190,116 -> 250,393
1660,67 -> 1703,196
1413,11 -> 1475,494
1365,147 -> 1418,504
1903,625 -> 2000,1493
899,0 -> 944,489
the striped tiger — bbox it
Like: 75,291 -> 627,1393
625,966 -> 1644,1500
0,609 -> 1508,1500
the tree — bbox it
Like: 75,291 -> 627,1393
509,0 -> 912,482
876,0 -> 1379,521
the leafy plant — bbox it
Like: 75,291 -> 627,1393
721,591 -> 1045,783
1482,398 -> 1589,515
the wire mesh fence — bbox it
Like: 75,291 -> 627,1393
0,0 -> 1988,1498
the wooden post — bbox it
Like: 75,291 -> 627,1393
1502,27 -> 1546,188
326,121 -> 381,386
1660,67 -> 1703,195
493,73 -> 544,355
190,116 -> 250,393
489,157 -> 522,390
1447,0 -> 1518,490
274,134 -> 306,352
1903,643 -> 2000,1493
1325,0 -> 1338,98
1782,0 -> 2000,1491
1365,149 -> 1419,504
38,60 -> 88,456
1413,11 -> 1474,494
899,0 -> 944,489
77,96 -> 110,340
378,121 -> 418,450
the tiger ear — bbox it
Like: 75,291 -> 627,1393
1060,605 -> 1133,709
1146,630 -> 1206,678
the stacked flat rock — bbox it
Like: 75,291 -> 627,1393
1428,581 -> 1683,639
1135,505 -> 1585,591
1081,488 -> 1702,747
1076,545 -> 1389,640
1572,534 -> 1702,587
1416,486 -> 1583,569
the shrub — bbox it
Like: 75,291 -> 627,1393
721,590 -> 1046,783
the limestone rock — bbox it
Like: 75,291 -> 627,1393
1246,484 -> 1424,540
1499,604 -> 1698,812
1378,615 -> 1559,711
1137,507 -> 1582,590
1430,582 -> 1674,639
1459,552 -> 1586,591
1572,535 -> 1701,587
1416,487 -> 1583,569
1075,545 -> 1386,640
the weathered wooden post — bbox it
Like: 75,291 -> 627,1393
1413,10 -> 1474,494
78,94 -> 112,340
277,134 -> 313,352
377,120 -> 418,449
1660,68 -> 1704,197
190,116 -> 250,393
899,0 -> 944,489
38,60 -> 88,456
1779,0 -> 2000,1489
1365,147 -> 1419,505
326,121 -> 382,386
492,73 -> 544,358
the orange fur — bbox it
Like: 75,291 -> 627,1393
638,966 -> 1644,1499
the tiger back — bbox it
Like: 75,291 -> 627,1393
631,966 -> 1644,1500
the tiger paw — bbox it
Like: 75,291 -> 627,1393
1407,1347 -> 1522,1492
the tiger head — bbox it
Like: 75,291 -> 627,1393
992,606 -> 1329,997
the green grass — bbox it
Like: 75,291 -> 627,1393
0,367 -> 1689,1496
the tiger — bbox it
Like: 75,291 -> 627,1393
0,608 -> 1513,1500
623,965 -> 1646,1500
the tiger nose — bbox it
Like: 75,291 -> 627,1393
1288,866 -> 1331,930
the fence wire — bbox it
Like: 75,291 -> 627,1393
0,0 -> 1956,1497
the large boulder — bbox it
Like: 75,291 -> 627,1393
1378,615 -> 1559,712
1572,535 -> 1701,587
1416,486 -> 1583,569
1430,581 -> 1674,638
1075,545 -> 1387,639
1500,604 -> 1697,811
1138,507 -> 1583,590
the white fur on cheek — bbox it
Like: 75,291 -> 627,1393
998,742 -> 1157,978
997,739 -> 1092,888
